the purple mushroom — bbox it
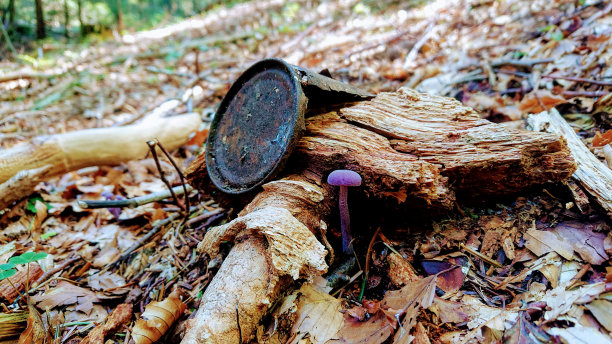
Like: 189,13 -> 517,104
327,170 -> 362,253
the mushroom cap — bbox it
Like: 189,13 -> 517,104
327,169 -> 362,186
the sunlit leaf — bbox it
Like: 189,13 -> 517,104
0,269 -> 16,280
9,252 -> 48,265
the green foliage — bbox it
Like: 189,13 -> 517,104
282,3 -> 300,20
8,252 -> 48,265
0,262 -> 17,281
0,0 -> 252,51
550,31 -> 564,41
0,269 -> 16,280
26,196 -> 51,213
0,263 -> 15,271
40,231 -> 58,241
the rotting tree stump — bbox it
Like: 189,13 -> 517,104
182,87 -> 576,344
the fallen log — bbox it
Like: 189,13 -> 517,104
0,113 -> 202,209
183,87 -> 576,343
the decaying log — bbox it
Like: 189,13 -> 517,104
298,88 -> 576,205
184,87 -> 576,343
0,113 -> 201,209
181,175 -> 330,344
527,108 -> 612,216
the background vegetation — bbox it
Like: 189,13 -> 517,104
0,0 -> 234,53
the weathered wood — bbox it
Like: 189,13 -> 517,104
527,108 -> 612,217
0,113 -> 201,209
182,175 -> 329,344
300,88 -> 575,202
183,87 -> 576,343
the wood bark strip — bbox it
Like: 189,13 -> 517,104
184,87 -> 576,343
0,263 -> 43,302
527,108 -> 612,216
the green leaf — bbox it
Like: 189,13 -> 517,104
26,196 -> 51,213
0,269 -> 16,280
538,24 -> 555,32
31,252 -> 48,262
0,263 -> 15,271
8,251 -> 48,265
40,231 -> 58,241
551,31 -> 564,41
8,255 -> 27,265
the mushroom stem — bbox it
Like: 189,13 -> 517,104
338,186 -> 353,253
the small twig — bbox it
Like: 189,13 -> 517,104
449,73 -> 486,85
345,25 -> 414,60
359,227 -> 381,302
581,2 -> 612,27
112,212 -> 180,266
147,140 -> 185,212
330,270 -> 363,298
460,243 -> 502,268
543,74 -> 612,86
31,254 -> 81,290
152,138 -> 191,223
236,301 -> 242,344
562,90 -> 609,97
498,86 -> 533,95
78,185 -> 192,209
403,22 -> 437,69
490,58 -> 554,68
459,58 -> 553,71
145,66 -> 194,78
193,48 -> 200,76
185,208 -> 224,226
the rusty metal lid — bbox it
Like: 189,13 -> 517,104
206,58 -> 373,194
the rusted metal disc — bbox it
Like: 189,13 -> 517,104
206,59 -> 307,194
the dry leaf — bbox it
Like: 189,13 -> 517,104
547,325 -> 612,343
542,282 -> 605,321
291,284 -> 344,344
593,130 -> 612,147
387,253 -> 419,287
31,280 -> 101,315
18,302 -> 52,344
554,222 -> 609,265
585,299 -> 612,332
523,228 -> 574,260
431,297 -> 469,324
383,275 -> 437,344
88,271 -> 129,295
412,322 -> 431,344
518,91 -> 567,113
30,200 -> 48,241
337,310 -> 397,344
461,296 -> 519,331
132,289 -> 186,344
502,311 -> 550,344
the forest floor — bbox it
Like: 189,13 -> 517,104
1,0 -> 612,343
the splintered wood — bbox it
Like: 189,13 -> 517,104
527,108 -> 612,216
299,88 -> 575,208
184,87 -> 576,343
